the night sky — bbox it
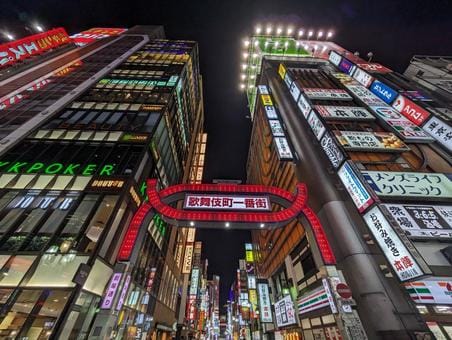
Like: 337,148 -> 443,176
1,0 -> 451,311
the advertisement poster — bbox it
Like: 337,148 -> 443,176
334,131 -> 409,152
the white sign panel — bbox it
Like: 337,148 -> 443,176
290,82 -> 301,101
274,295 -> 297,327
405,278 -> 452,305
264,105 -> 278,119
364,206 -> 424,281
315,105 -> 374,121
329,50 -> 342,66
383,204 -> 452,239
269,120 -> 285,137
182,244 -> 194,274
298,286 -> 329,315
184,194 -> 271,210
247,275 -> 256,289
258,85 -> 269,95
303,88 -> 352,101
258,283 -> 273,323
353,68 -> 374,87
307,110 -> 326,140
423,116 -> 452,152
297,94 -> 312,118
274,137 -> 294,160
334,131 -> 409,152
362,171 -> 452,199
338,162 -> 373,213
320,132 -> 345,169
345,84 -> 386,106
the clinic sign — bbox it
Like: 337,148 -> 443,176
364,206 -> 424,281
362,171 -> 452,199
383,204 -> 452,240
258,283 -> 273,323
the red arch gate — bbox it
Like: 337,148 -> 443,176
117,179 -> 336,265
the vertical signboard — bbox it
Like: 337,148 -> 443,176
257,283 -> 273,323
363,206 -> 424,281
423,116 -> 452,152
101,273 -> 122,309
182,244 -> 194,274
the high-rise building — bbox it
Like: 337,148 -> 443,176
0,25 -> 204,339
243,28 -> 452,339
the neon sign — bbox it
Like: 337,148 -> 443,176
0,161 -> 115,176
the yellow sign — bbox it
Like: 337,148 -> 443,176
261,94 -> 273,106
90,179 -> 124,189
278,63 -> 286,79
245,250 -> 254,263
249,289 -> 258,309
129,186 -> 141,207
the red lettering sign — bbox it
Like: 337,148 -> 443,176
392,95 -> 431,126
0,28 -> 70,68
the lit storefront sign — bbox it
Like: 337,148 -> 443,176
190,268 -> 200,295
298,286 -> 330,315
278,63 -> 287,79
328,50 -> 342,67
338,162 -> 373,213
258,85 -> 269,95
338,58 -> 356,75
320,132 -> 345,169
370,80 -> 398,104
116,274 -> 131,310
392,95 -> 431,125
70,27 -> 127,46
357,62 -> 392,73
307,110 -> 326,141
345,84 -> 387,106
88,179 -> 125,190
303,88 -> 352,101
284,72 -> 293,88
290,82 -> 301,101
0,28 -> 70,68
0,161 -> 115,176
352,68 -> 374,87
261,94 -> 273,106
129,186 -> 142,207
247,275 -> 256,289
423,116 -> 452,152
257,283 -> 273,323
184,194 -> 270,211
297,94 -> 312,118
362,171 -> 452,199
274,295 -> 297,327
274,137 -> 294,161
264,105 -> 278,119
269,120 -> 285,137
315,105 -> 374,121
383,204 -> 452,239
120,133 -> 149,143
182,245 -> 194,274
368,105 -> 433,142
333,131 -> 409,152
146,268 -> 156,291
245,250 -> 254,263
331,72 -> 359,86
187,228 -> 196,242
101,273 -> 122,309
404,278 -> 452,304
364,206 -> 424,281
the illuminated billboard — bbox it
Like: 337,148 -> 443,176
70,27 -> 127,46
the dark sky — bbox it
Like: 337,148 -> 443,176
1,0 -> 452,311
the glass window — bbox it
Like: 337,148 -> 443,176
26,254 -> 89,287
61,194 -> 99,235
0,255 -> 36,286
0,174 -> 17,189
82,259 -> 112,296
51,176 -> 73,191
78,195 -> 117,253
0,290 -> 41,337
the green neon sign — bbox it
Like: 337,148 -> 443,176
0,161 -> 115,176
153,214 -> 167,237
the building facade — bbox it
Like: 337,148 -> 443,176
0,25 -> 204,339
244,31 -> 452,340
